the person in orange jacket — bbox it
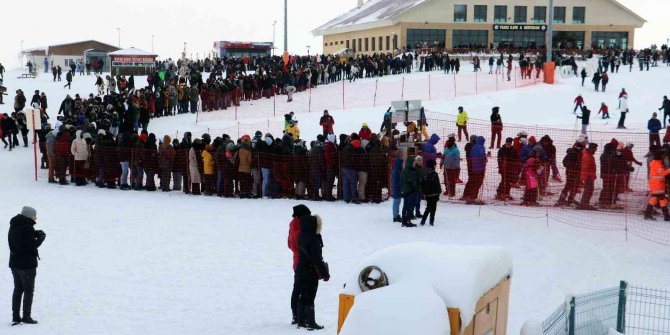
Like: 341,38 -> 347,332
644,150 -> 670,221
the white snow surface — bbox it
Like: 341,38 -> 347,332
0,64 -> 669,334
340,242 -> 512,328
339,282 -> 451,335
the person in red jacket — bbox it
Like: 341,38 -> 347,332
574,95 -> 584,113
55,130 -> 71,185
598,103 -> 610,119
288,204 -> 311,325
323,134 -> 338,201
358,122 -> 372,141
578,143 -> 598,210
623,142 -> 643,191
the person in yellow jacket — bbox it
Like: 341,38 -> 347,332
645,150 -> 670,221
456,106 -> 469,142
202,144 -> 216,195
286,120 -> 300,139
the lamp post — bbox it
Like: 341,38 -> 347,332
273,21 -> 277,56
117,27 -> 121,47
283,0 -> 288,52
547,0 -> 554,62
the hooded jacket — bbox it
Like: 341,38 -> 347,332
422,134 -> 440,165
8,214 -> 44,269
470,137 -> 487,173
70,130 -> 89,161
442,142 -> 461,169
288,205 -> 311,270
46,130 -> 58,158
296,215 -> 329,281
400,156 -> 419,195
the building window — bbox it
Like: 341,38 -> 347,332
335,41 -> 338,45
393,34 -> 398,50
494,6 -> 507,23
358,38 -> 362,52
454,4 -> 467,22
553,7 -> 566,24
386,36 -> 390,50
324,43 -> 327,47
346,40 -> 350,49
379,37 -> 383,51
352,39 -> 357,52
572,7 -> 585,24
371,37 -> 375,51
474,5 -> 487,22
406,29 -> 446,49
591,31 -> 628,50
533,6 -> 546,23
494,30 -> 545,49
365,38 -> 369,52
452,30 -> 488,49
552,31 -> 585,50
514,6 -> 527,23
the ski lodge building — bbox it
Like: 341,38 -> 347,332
312,0 -> 645,55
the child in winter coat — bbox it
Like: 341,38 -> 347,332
598,103 -> 610,119
202,144 -> 215,195
522,148 -> 544,206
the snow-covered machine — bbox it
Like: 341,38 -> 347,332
337,243 -> 513,335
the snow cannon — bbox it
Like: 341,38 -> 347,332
337,242 -> 513,335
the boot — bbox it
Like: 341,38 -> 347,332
305,305 -> 324,330
402,218 -> 417,227
393,216 -> 402,223
663,207 -> 670,222
192,183 -> 201,195
296,303 -> 307,328
644,204 -> 655,220
21,317 -> 38,324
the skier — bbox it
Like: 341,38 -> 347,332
601,71 -> 609,92
64,71 -> 73,90
658,96 -> 670,127
648,112 -> 662,147
319,110 -> 335,136
573,95 -> 584,113
456,106 -> 469,142
580,68 -> 587,86
576,105 -> 591,135
617,93 -> 629,129
598,102 -> 610,119
592,72 -> 602,92
8,206 -> 45,325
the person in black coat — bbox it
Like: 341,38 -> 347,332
8,206 -> 45,325
420,160 -> 441,226
295,214 -> 329,330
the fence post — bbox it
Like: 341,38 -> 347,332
568,296 -> 576,335
401,77 -> 405,101
453,72 -> 457,98
374,79 -> 378,107
514,66 -> 518,88
428,74 -> 431,100
342,79 -> 345,110
617,281 -> 628,333
273,90 -> 276,117
475,70 -> 478,95
309,86 -> 312,113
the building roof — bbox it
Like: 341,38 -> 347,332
313,0 -> 645,36
108,47 -> 157,56
48,40 -> 120,56
313,0 -> 427,36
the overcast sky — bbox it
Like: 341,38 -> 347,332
1,0 -> 668,68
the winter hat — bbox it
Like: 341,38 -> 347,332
241,134 -> 251,141
292,204 -> 311,218
327,133 -> 336,143
98,129 -> 106,136
588,143 -> 598,151
529,136 -> 537,144
610,138 -> 619,145
164,135 -> 172,144
492,106 -> 500,112
625,142 -> 634,148
351,140 -> 362,149
254,131 -> 263,138
517,131 -> 528,137
469,135 -> 478,142
447,133 -> 456,139
362,122 -> 368,127
316,134 -> 325,142
21,206 -> 37,220
226,143 -> 236,151
505,137 -> 513,143
139,133 -> 148,142
83,133 -> 93,141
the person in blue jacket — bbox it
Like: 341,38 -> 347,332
390,158 -> 404,223
462,136 -> 487,202
648,112 -> 662,147
441,136 -> 461,197
422,133 -> 441,167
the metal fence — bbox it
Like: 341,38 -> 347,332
542,281 -> 670,335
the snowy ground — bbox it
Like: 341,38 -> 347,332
1,64 -> 669,334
